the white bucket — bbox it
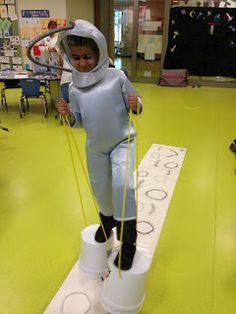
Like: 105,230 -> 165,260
100,250 -> 151,314
78,224 -> 113,277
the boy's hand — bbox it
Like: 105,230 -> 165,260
56,97 -> 70,116
128,93 -> 138,112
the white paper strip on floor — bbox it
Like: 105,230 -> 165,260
44,143 -> 187,314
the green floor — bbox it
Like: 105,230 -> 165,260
0,83 -> 235,314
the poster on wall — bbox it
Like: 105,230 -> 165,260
21,10 -> 50,18
0,0 -> 23,70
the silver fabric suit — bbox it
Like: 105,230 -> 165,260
58,20 -> 142,221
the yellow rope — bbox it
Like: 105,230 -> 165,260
118,108 -> 133,278
135,102 -> 140,219
63,117 -> 87,227
118,102 -> 141,277
65,116 -> 108,242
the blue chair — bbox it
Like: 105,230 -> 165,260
20,78 -> 48,118
60,82 -> 70,102
55,82 -> 70,125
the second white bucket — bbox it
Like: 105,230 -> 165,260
78,224 -> 113,276
100,249 -> 151,314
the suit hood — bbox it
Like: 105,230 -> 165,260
58,19 -> 109,88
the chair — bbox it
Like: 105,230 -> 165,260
42,79 -> 53,104
20,78 -> 48,118
55,82 -> 70,125
60,82 -> 70,102
1,79 -> 21,110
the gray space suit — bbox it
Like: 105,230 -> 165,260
58,20 -> 142,221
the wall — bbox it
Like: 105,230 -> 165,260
18,0 -> 94,23
65,0 -> 94,23
17,0 -> 67,19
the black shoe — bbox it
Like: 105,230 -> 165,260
95,225 -> 112,242
95,213 -> 116,243
114,243 -> 136,270
229,142 -> 236,153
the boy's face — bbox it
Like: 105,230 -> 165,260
70,46 -> 98,72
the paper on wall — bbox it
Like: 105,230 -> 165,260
5,0 -> 16,4
13,65 -> 23,70
10,35 -> 20,45
144,43 -> 156,60
12,56 -> 22,64
7,5 -> 15,16
9,14 -> 17,21
4,49 -> 14,57
0,56 -> 10,63
0,5 -> 8,18
1,63 -> 11,70
138,34 -> 163,54
3,30 -> 10,38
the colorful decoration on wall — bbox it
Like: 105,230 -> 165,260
0,0 -> 22,70
164,7 -> 236,77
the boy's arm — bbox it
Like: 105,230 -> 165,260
68,87 -> 83,128
120,72 -> 143,114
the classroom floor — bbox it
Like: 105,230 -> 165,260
0,82 -> 236,314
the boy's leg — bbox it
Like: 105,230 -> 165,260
114,219 -> 137,270
95,212 -> 116,242
87,152 -> 114,242
110,139 -> 136,221
110,139 -> 137,269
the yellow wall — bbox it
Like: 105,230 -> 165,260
65,0 -> 94,23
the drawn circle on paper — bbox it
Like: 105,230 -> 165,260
138,201 -> 144,213
137,220 -> 154,235
146,189 -> 167,201
61,291 -> 91,314
164,162 -> 178,169
138,170 -> 149,177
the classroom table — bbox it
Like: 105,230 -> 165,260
0,70 -> 61,111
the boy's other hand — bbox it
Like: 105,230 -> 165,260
56,97 -> 70,116
128,93 -> 138,112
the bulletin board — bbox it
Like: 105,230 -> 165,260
20,17 -> 66,69
164,7 -> 236,77
0,0 -> 23,70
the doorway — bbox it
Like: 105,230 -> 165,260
94,0 -> 167,82
113,0 -> 167,82
113,4 -> 134,76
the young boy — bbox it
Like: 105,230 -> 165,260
56,20 -> 142,270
